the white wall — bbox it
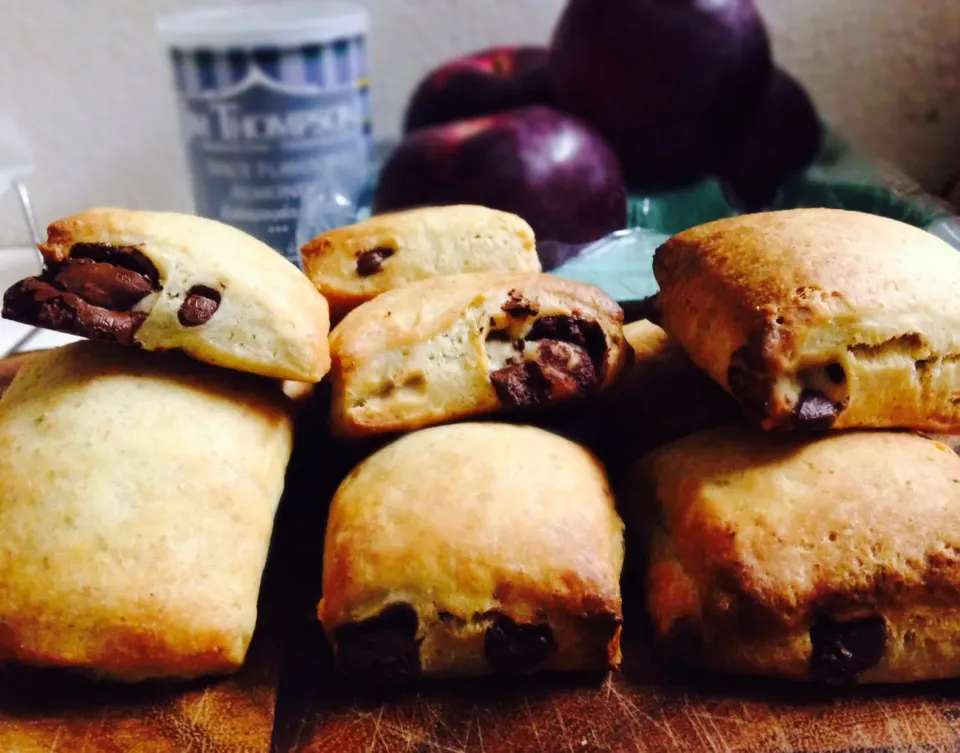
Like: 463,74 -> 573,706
1,0 -> 959,245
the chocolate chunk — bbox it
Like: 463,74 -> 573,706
70,243 -> 160,286
491,362 -> 551,407
794,390 -> 840,430
502,289 -> 539,318
0,242 -> 161,346
527,315 -> 606,368
485,615 -> 555,673
356,246 -> 394,277
53,258 -> 153,310
334,602 -> 422,681
536,340 -> 600,395
178,286 -> 221,327
826,363 -> 846,384
3,278 -> 145,345
809,613 -> 885,681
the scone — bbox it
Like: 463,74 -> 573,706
318,423 -> 624,680
624,427 -> 960,683
2,208 -> 331,381
0,342 -> 293,681
653,209 -> 960,431
328,272 -> 629,437
600,320 -> 741,464
301,205 -> 541,322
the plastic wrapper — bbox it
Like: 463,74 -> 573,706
552,129 -> 960,303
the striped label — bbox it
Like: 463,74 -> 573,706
169,37 -> 370,265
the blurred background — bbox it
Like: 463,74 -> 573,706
0,0 -> 959,246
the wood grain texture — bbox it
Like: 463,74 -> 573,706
272,602 -> 960,753
5,350 -> 960,752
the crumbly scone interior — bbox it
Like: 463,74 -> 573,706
337,287 -> 614,430
307,219 -> 540,296
728,301 -> 960,428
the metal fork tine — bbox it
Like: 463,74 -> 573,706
4,181 -> 43,354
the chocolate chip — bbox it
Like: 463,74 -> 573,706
3,278 -> 146,345
826,363 -> 846,384
53,258 -> 153,310
536,340 -> 600,395
491,362 -> 551,407
334,602 -> 422,681
794,390 -> 840,430
484,615 -> 555,673
502,290 -> 539,318
70,243 -> 159,286
809,613 -> 885,681
527,315 -> 607,368
178,286 -> 221,327
356,246 -> 394,277
486,328 -> 511,342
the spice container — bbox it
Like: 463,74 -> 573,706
157,1 -> 371,266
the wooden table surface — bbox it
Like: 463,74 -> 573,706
4,351 -> 960,753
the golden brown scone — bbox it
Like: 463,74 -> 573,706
601,320 -> 741,462
318,423 -> 624,680
328,272 -> 629,438
624,427 -> 960,683
654,209 -> 960,431
2,208 -> 331,381
0,341 -> 293,681
301,205 -> 541,322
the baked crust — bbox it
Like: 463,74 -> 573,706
301,205 -> 540,322
2,207 -> 331,382
624,427 -> 960,683
653,209 -> 960,431
328,272 -> 628,437
0,342 -> 294,681
318,423 -> 624,679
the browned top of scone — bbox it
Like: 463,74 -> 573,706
652,209 -> 960,383
626,428 -> 960,633
318,423 -> 624,630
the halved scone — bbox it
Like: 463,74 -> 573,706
301,205 -> 540,322
2,208 -> 331,381
654,209 -> 960,431
328,272 -> 629,437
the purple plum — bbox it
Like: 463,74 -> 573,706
374,106 -> 628,268
403,46 -> 552,134
549,0 -> 773,189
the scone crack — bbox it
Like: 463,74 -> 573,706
2,242 -> 161,345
